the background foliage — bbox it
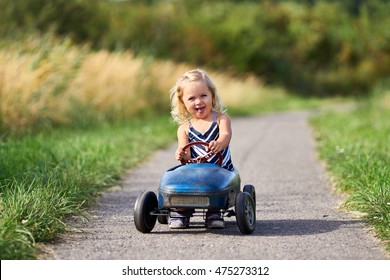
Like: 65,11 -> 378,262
1,0 -> 390,96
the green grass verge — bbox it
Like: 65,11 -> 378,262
310,99 -> 390,252
0,116 -> 176,259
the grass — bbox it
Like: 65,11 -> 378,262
310,89 -> 390,251
0,34 -> 264,134
0,33 -> 348,136
0,116 -> 176,259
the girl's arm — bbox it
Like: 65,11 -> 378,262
176,123 -> 190,162
208,113 -> 232,153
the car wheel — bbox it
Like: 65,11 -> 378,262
243,184 -> 256,206
134,191 -> 157,233
235,192 -> 256,234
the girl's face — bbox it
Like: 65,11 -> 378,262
181,80 -> 213,120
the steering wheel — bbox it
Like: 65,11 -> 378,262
180,141 -> 223,166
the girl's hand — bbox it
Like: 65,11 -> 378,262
175,147 -> 186,161
208,140 -> 222,154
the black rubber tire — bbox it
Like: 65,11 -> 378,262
235,192 -> 256,234
157,214 -> 168,224
243,184 -> 256,206
134,191 -> 158,233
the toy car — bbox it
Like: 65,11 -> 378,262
134,141 -> 256,234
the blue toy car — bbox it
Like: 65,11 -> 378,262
134,141 -> 256,234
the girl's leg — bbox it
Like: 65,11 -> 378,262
206,210 -> 224,229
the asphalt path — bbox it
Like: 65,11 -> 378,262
41,111 -> 388,260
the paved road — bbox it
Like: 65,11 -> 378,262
41,111 -> 388,260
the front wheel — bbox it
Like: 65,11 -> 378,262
134,191 -> 158,233
235,192 -> 256,234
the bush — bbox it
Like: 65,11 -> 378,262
0,0 -> 108,45
102,0 -> 390,96
2,0 -> 390,96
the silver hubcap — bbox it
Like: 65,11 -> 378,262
244,199 -> 255,225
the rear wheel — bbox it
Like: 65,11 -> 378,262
134,191 -> 158,233
243,184 -> 256,205
235,192 -> 256,234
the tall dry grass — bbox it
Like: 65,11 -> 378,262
65,50 -> 148,121
0,39 -> 83,133
0,35 -> 265,135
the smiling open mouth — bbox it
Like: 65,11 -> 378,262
196,106 -> 205,113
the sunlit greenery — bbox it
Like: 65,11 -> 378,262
0,117 -> 176,259
310,85 -> 390,251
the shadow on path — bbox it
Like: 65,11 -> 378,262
254,219 -> 362,236
148,219 -> 362,237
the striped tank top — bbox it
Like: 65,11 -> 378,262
188,112 -> 234,171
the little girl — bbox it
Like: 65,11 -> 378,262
169,69 -> 235,229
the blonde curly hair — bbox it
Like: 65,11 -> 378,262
170,69 -> 226,124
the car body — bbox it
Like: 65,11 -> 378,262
134,162 -> 256,234
158,163 -> 240,210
